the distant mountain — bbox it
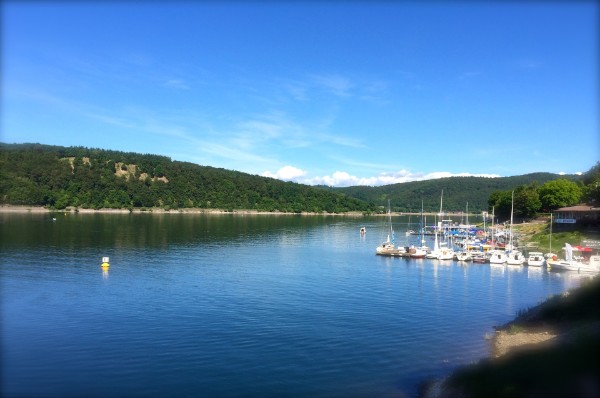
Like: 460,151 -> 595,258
0,143 -> 582,213
325,173 -> 581,213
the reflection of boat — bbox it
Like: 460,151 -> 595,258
527,252 -> 545,267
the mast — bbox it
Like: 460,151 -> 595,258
491,206 -> 495,247
549,212 -> 553,253
508,191 -> 514,251
387,199 -> 393,243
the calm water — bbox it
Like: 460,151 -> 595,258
1,213 -> 587,398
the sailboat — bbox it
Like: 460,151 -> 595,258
427,190 -> 454,260
544,213 -> 557,263
506,191 -> 525,266
409,201 -> 429,258
488,206 -> 507,265
376,201 -> 405,256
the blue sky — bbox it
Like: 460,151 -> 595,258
2,1 -> 598,186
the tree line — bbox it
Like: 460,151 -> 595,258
0,143 -> 373,213
488,162 -> 599,222
1,143 -> 597,217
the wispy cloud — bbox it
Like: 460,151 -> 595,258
311,74 -> 354,97
163,79 -> 190,90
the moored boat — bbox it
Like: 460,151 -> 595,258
506,250 -> 526,266
547,244 -> 600,274
489,250 -> 507,264
455,251 -> 472,262
527,252 -> 545,267
471,251 -> 489,263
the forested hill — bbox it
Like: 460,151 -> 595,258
328,173 -> 581,213
0,143 -> 372,213
0,143 -> 582,213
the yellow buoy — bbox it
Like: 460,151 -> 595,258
101,256 -> 110,267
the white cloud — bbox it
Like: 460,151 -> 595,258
262,166 -> 307,181
263,167 -> 500,187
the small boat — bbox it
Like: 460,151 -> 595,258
360,227 -> 366,235
376,201 -> 396,256
527,252 -> 545,267
438,248 -> 455,260
471,252 -> 489,263
409,246 -> 427,258
455,251 -> 472,262
547,244 -> 600,274
506,251 -> 526,266
489,250 -> 507,264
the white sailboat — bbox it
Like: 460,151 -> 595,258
506,191 -> 525,266
427,190 -> 454,259
545,213 -> 557,263
410,200 -> 428,258
376,200 -> 397,255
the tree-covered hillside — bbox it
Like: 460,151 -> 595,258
327,173 -> 581,213
0,143 -> 373,213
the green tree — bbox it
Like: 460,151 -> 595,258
539,179 -> 582,211
582,162 -> 600,204
514,184 -> 541,218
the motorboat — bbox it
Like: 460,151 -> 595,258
471,252 -> 489,263
547,244 -> 600,274
527,252 -> 545,267
506,250 -> 526,266
455,251 -> 472,262
489,250 -> 507,264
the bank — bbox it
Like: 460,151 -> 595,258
420,274 -> 600,398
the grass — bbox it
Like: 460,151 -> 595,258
511,221 -> 589,254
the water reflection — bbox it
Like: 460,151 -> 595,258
527,266 -> 543,280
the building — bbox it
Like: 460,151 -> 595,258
553,205 -> 600,231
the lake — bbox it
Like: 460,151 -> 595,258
0,212 -> 587,397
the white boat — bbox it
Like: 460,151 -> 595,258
527,252 -> 545,267
438,247 -> 455,260
544,213 -> 557,262
409,246 -> 427,258
425,189 -> 454,260
506,250 -> 526,266
489,250 -> 507,264
376,201 -> 398,256
548,244 -> 600,274
455,251 -> 472,262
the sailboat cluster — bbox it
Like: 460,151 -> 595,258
375,192 -> 600,274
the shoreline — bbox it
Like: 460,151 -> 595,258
422,275 -> 600,397
0,205 -> 473,217
0,205 -> 368,216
